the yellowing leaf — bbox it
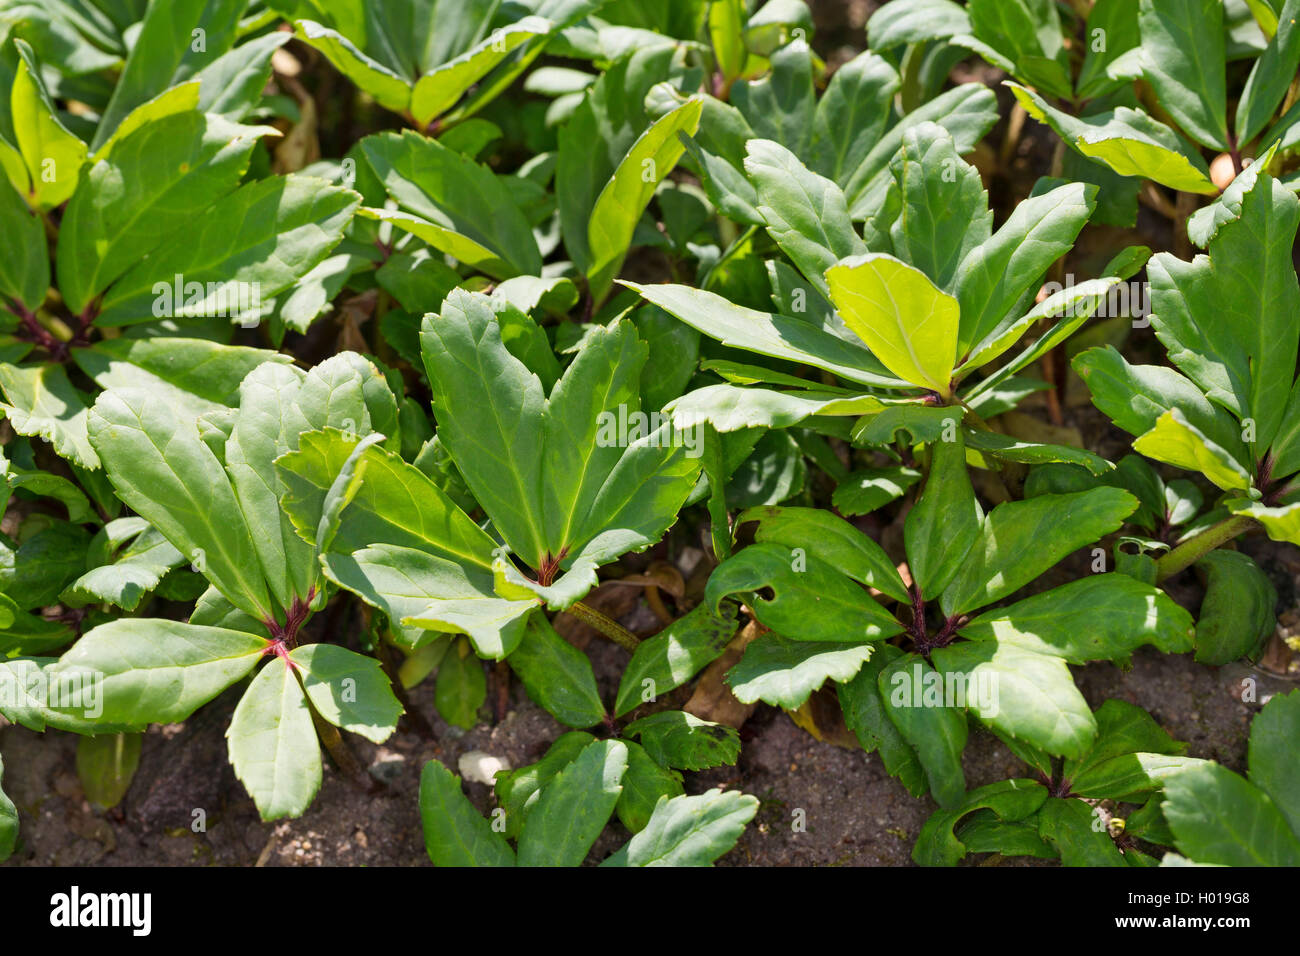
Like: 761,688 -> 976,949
826,253 -> 959,395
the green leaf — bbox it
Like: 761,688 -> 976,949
905,427 -> 981,600
727,633 -> 876,709
878,653 -> 968,808
1009,83 -> 1216,194
868,0 -> 971,50
10,40 -> 87,209
1237,0 -> 1300,142
516,738 -> 627,867
623,710 -> 740,771
422,290 -> 698,579
615,741 -> 684,833
959,574 -> 1195,664
1193,550 -> 1277,664
194,32 -> 292,120
91,0 -> 245,151
940,488 -> 1137,616
291,643 -> 402,744
1077,0 -> 1140,98
1164,762 -> 1300,865
913,779 -> 1047,866
1147,171 -> 1300,454
1137,0 -> 1229,150
61,523 -> 184,612
953,181 -> 1095,354
59,111 -> 271,316
833,465 -> 921,518
419,759 -> 516,867
845,83 -> 999,220
808,51 -> 899,184
1073,346 -> 1246,458
732,39 -> 814,154
667,384 -> 882,434
1066,699 -> 1186,783
826,253 -> 960,394
410,17 -> 551,127
614,602 -> 738,717
435,640 -> 485,729
0,176 -> 48,310
963,428 -> 1115,476
885,122 -> 991,289
705,542 -> 903,643
585,95 -> 702,299
0,753 -> 16,861
1036,797 -> 1127,866
294,19 -> 413,114
932,640 -> 1097,759
494,731 -> 595,840
1248,690 -> 1300,836
507,614 -> 605,729
1227,497 -> 1300,546
76,732 -> 141,810
95,175 -> 360,326
741,505 -> 910,602
360,130 -> 541,278
603,790 -> 758,866
837,642 -> 927,797
623,281 -> 905,389
1133,410 -> 1253,491
54,619 -> 266,728
88,388 -> 273,620
744,138 -> 865,299
0,363 -> 96,469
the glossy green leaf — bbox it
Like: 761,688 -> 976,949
226,654 -> 321,821
603,790 -> 758,867
932,640 -> 1096,758
705,542 -> 903,643
419,759 -> 516,867
89,388 -> 273,620
435,640 -> 485,729
727,633 -> 875,709
959,574 -> 1195,664
837,642 -> 927,797
745,138 -> 865,299
361,130 -> 541,278
913,779 -> 1047,867
59,111 -> 271,316
291,643 -> 402,744
507,614 -> 605,729
1164,762 -> 1300,865
54,619 -> 266,728
878,653 -> 968,808
905,427 -> 981,600
1248,690 -> 1300,836
940,488 -> 1137,616
615,740 -> 684,834
1138,0 -> 1229,150
1010,83 -> 1216,194
0,363 -> 96,469
516,738 -> 627,867
614,602 -> 738,717
623,710 -> 740,771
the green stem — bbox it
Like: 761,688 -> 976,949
567,601 -> 640,653
1155,515 -> 1256,583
